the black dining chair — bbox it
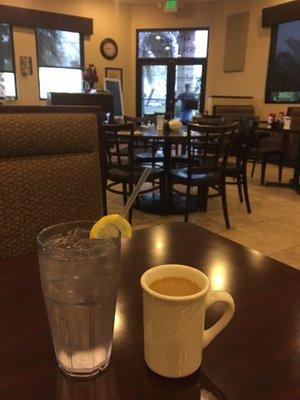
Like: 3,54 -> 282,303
123,115 -> 165,166
249,125 -> 285,186
98,122 -> 165,223
225,118 -> 257,214
192,115 -> 226,125
168,123 -> 238,228
172,117 -> 225,167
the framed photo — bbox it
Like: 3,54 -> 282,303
105,68 -> 123,88
104,78 -> 124,117
20,56 -> 32,76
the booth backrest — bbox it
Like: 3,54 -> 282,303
213,105 -> 255,123
0,105 -> 102,114
287,107 -> 300,129
0,108 -> 103,258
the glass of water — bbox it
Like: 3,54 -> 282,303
37,221 -> 121,378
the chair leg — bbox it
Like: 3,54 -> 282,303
261,156 -> 267,186
197,185 -> 207,210
242,173 -> 251,214
167,176 -> 173,210
102,179 -> 108,215
237,176 -> 244,203
278,152 -> 284,183
185,184 -> 191,223
128,183 -> 134,224
159,175 -> 166,215
122,183 -> 127,206
201,185 -> 209,212
251,156 -> 257,178
221,183 -> 230,229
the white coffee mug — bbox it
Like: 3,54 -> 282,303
140,264 -> 235,378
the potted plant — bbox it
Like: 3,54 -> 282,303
83,64 -> 99,93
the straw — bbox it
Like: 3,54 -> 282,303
120,168 -> 150,219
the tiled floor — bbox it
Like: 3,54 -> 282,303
107,162 -> 300,270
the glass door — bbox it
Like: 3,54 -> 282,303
174,64 -> 203,122
141,64 -> 168,115
137,28 -> 209,119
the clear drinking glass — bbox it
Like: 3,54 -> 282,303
37,221 -> 121,378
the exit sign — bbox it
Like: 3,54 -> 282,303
164,0 -> 177,12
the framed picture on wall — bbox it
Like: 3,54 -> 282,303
20,56 -> 33,76
105,68 -> 123,88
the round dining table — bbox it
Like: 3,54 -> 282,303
117,125 -> 205,215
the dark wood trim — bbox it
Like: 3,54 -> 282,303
0,4 -> 93,35
208,95 -> 253,99
262,0 -> 300,27
0,105 -> 102,113
47,92 -> 114,114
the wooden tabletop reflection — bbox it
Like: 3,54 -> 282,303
0,223 -> 299,400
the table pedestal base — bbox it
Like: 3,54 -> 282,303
265,179 -> 300,194
135,192 -> 203,215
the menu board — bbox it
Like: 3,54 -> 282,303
104,78 -> 124,117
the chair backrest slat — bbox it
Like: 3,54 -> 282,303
186,123 -> 238,177
192,115 -> 226,126
237,117 -> 259,164
99,122 -> 135,172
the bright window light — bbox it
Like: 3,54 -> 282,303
0,72 -> 16,97
39,67 -> 82,99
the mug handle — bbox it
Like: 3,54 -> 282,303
203,291 -> 235,349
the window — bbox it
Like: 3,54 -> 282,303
266,20 -> 300,103
0,23 -> 16,97
36,28 -> 83,99
138,29 -> 208,59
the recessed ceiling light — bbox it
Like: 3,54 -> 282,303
148,50 -> 152,53
165,46 -> 170,50
155,35 -> 161,40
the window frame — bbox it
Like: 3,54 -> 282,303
265,23 -> 300,104
35,28 -> 84,100
136,27 -> 210,116
0,23 -> 18,98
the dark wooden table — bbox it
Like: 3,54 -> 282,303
119,126 -> 203,215
257,123 -> 300,193
121,126 -> 216,215
1,223 -> 299,400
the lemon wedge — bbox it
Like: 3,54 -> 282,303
89,214 -> 132,240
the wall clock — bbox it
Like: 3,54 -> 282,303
100,38 -> 118,60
